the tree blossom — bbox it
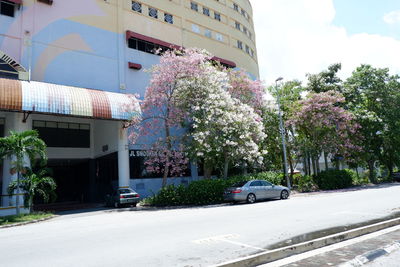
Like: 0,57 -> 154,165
287,90 -> 361,166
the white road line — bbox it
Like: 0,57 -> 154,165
220,239 -> 267,251
259,224 -> 400,267
193,234 -> 266,251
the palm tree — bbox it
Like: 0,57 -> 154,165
0,130 -> 47,215
8,168 -> 56,213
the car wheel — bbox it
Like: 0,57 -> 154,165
132,203 -> 137,207
114,202 -> 119,208
246,193 -> 256,204
280,190 -> 289,200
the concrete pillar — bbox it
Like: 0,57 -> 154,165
118,126 -> 130,189
1,113 -> 31,208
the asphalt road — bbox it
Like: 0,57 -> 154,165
1,183 -> 400,267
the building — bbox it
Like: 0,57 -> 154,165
0,0 -> 259,214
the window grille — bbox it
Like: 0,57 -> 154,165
203,7 -> 210,16
149,7 -> 158,19
132,1 -> 142,13
164,13 -> 173,24
190,2 -> 198,11
214,12 -> 221,21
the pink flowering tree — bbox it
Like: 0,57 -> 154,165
175,65 -> 266,179
287,91 -> 361,174
227,69 -> 265,114
136,48 -> 212,187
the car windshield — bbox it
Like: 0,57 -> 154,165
119,189 -> 134,194
231,181 -> 247,187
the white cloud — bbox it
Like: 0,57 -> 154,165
252,0 -> 400,85
383,10 -> 400,25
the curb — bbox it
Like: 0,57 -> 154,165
340,241 -> 400,266
0,215 -> 58,229
213,217 -> 400,267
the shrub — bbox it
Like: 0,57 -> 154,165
296,175 -> 317,192
313,169 -> 353,190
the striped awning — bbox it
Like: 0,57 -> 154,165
0,78 -> 141,121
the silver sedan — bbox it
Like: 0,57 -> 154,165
223,180 -> 290,204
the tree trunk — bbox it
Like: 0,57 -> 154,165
203,160 -> 213,179
223,154 -> 229,179
16,172 -> 21,215
316,156 -> 320,174
307,153 -> 312,175
29,196 -> 33,214
324,152 -> 329,171
367,160 -> 376,183
162,117 -> 172,188
311,156 -> 316,175
388,162 -> 394,180
242,162 -> 248,175
303,151 -> 309,176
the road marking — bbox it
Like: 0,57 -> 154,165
193,234 -> 266,251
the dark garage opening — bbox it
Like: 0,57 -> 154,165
36,154 -> 117,210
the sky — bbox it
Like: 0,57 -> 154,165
251,0 -> 400,85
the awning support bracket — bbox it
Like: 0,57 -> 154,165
22,111 -> 31,123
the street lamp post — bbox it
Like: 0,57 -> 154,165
275,77 -> 291,189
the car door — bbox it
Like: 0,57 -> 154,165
249,181 -> 263,199
260,180 -> 274,198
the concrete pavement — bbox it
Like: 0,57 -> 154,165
1,183 -> 400,267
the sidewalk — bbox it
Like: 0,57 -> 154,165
261,225 -> 400,266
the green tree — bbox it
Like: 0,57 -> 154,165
267,80 -> 304,178
307,63 -> 343,93
0,130 -> 47,215
343,64 -> 400,182
8,168 -> 56,213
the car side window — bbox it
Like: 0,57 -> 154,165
261,181 -> 272,186
250,181 -> 261,187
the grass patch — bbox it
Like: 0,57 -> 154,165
0,212 -> 54,226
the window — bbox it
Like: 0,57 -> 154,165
190,2 -> 198,11
251,49 -> 255,58
243,27 -> 247,35
260,181 -> 272,186
204,29 -> 212,38
249,32 -> 252,40
214,12 -> 221,21
241,9 -> 246,17
235,21 -> 240,30
33,120 -> 90,148
148,7 -> 158,19
164,13 -> 173,24
131,1 -> 142,13
191,24 -> 200,33
237,40 -> 243,50
233,3 -> 238,11
245,45 -> 250,54
128,37 -> 169,55
250,181 -> 262,187
0,1 -> 15,17
203,7 -> 210,16
215,33 -> 223,42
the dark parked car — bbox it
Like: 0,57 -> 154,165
392,172 -> 400,182
223,180 -> 290,204
106,188 -> 140,208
